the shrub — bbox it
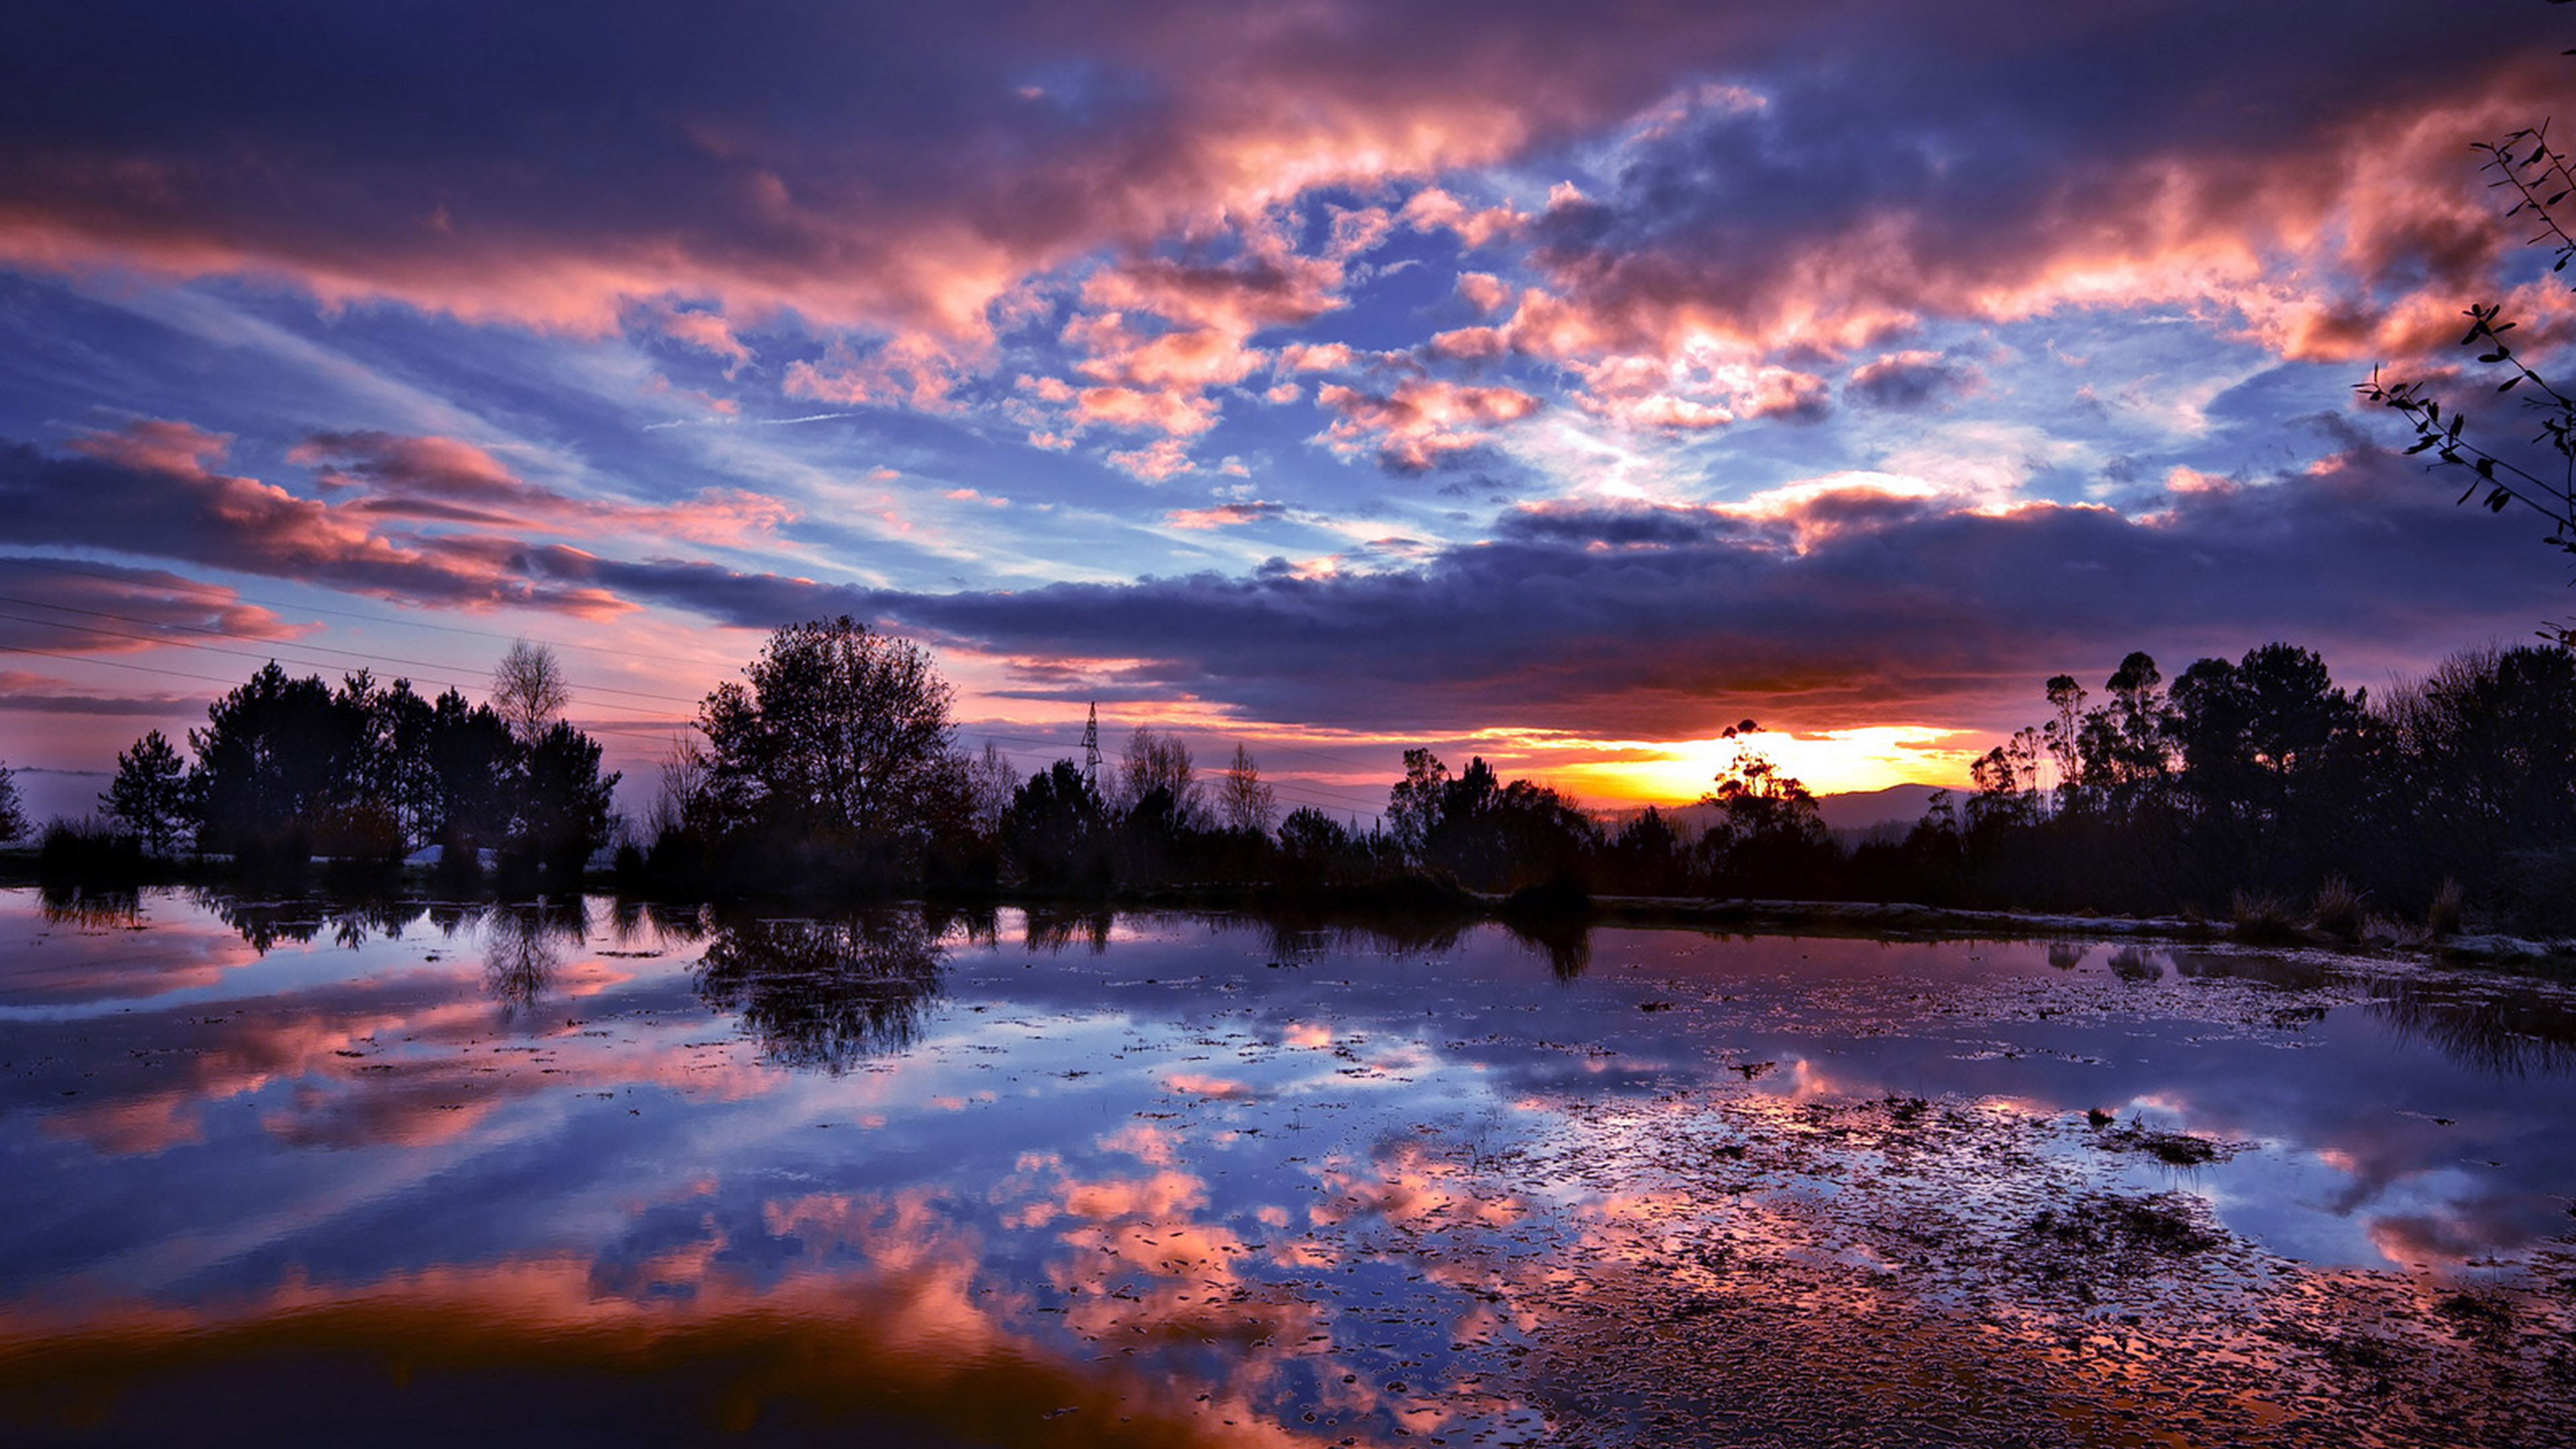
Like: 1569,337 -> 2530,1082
2426,877 -> 2465,938
36,817 -> 148,884
2229,889 -> 2301,943
2309,875 -> 2366,945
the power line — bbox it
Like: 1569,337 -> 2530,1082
1,556 -> 1434,777
10,627 -> 1394,813
0,555 -> 704,665
0,598 -> 704,708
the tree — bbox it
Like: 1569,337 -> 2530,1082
104,729 -> 194,853
967,741 -> 1020,839
2359,48 -> 2576,639
1004,759 -> 1111,889
189,662 -> 372,858
0,759 -> 24,845
1277,806 -> 1354,875
1114,727 -> 1201,824
1701,720 -> 1835,896
492,639 -> 572,743
504,720 -> 621,881
1218,742 -> 1277,835
697,616 -> 960,851
1386,748 -> 1450,863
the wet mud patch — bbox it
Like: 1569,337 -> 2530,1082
1340,949 -> 2576,1448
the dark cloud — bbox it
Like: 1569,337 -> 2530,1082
820,457 -> 2568,737
0,674 -> 199,716
7,0 -> 2530,374
0,555 -> 301,654
1846,352 -> 1982,411
0,0 -> 1762,336
1521,1 -> 2552,362
0,425 -> 631,616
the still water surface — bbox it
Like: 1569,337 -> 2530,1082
3,889 -> 2572,1446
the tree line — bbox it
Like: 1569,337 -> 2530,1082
11,640 -> 619,890
9,615 -> 2571,936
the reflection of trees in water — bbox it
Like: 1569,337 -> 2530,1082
924,902 -> 999,949
2046,941 -> 2091,970
2366,979 -> 2576,1079
38,884 -> 141,928
1239,912 -> 1472,967
191,890 -> 427,954
483,902 -> 586,1012
1023,906 -> 1114,955
695,912 -> 948,1072
2171,952 -> 2329,989
2108,947 -> 2165,983
607,898 -> 709,949
1501,917 -> 1591,981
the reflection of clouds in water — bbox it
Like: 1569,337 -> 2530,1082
11,894 -> 2576,1444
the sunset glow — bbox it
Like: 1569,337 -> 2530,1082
0,1 -> 2569,814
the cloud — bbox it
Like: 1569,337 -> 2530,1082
1164,501 -> 1287,530
0,555 -> 303,654
0,423 -> 632,616
1315,378 -> 1542,472
1519,5 -> 2563,368
294,432 -> 796,545
1847,350 -> 1984,410
0,1 -> 2554,421
837,448 -> 2567,737
0,670 -> 199,715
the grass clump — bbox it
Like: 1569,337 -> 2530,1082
2310,875 -> 2367,945
2230,889 -> 2302,944
2426,878 -> 2463,939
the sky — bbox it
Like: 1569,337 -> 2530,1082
1,0 -> 2572,822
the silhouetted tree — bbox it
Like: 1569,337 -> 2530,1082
500,720 -> 620,885
1601,806 -> 1691,895
103,729 -> 193,854
1386,747 -> 1450,864
1114,726 -> 1203,826
1419,757 -> 1597,892
1277,806 -> 1358,881
0,759 -> 25,845
1218,742 -> 1277,835
491,639 -> 572,743
189,662 -> 370,865
1004,759 -> 1112,891
1699,722 -> 1835,896
697,617 -> 960,855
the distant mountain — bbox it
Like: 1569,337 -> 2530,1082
7,767 -> 109,828
1594,782 -> 1951,839
1811,782 -> 1950,834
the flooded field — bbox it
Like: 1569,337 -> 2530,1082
2,888 -> 2572,1447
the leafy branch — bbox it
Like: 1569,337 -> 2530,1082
2358,103 -> 2576,623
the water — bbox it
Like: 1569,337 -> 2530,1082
3,888 -> 2572,1446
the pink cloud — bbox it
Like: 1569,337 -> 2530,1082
1316,378 -> 1542,470
288,431 -> 797,547
5,421 -> 634,616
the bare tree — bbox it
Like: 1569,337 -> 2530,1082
1114,726 -> 1201,822
969,740 -> 1020,838
492,639 -> 572,743
1218,742 -> 1277,835
649,733 -> 708,843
